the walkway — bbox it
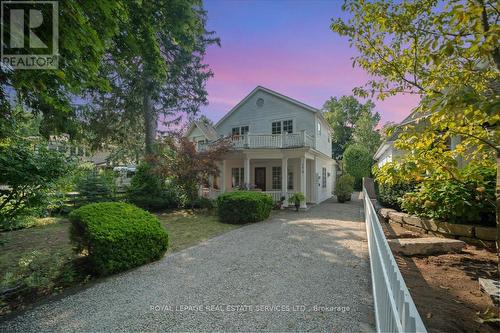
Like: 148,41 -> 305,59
0,196 -> 373,332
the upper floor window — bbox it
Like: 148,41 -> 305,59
317,122 -> 321,135
272,120 -> 293,134
232,126 -> 249,136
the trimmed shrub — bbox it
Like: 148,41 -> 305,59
343,144 -> 372,190
216,191 -> 273,224
400,165 -> 495,226
376,182 -> 417,211
128,162 -> 179,211
334,174 -> 355,203
190,197 -> 215,209
69,202 -> 169,276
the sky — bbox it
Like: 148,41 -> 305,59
200,0 -> 420,125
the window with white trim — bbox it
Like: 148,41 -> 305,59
322,167 -> 327,188
317,122 -> 321,135
231,168 -> 245,188
272,166 -> 281,190
272,120 -> 293,134
283,120 -> 293,133
287,170 -> 293,190
271,121 -> 281,134
231,126 -> 249,136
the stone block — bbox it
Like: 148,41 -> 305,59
387,237 -> 465,256
474,226 -> 497,241
435,221 -> 474,237
379,208 -> 396,219
387,211 -> 406,223
479,278 -> 500,305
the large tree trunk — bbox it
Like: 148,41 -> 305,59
143,77 -> 157,156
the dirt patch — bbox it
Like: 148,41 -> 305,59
381,220 -> 499,333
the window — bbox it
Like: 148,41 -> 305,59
232,126 -> 249,136
272,166 -> 281,190
272,121 -> 281,134
287,170 -> 293,190
231,168 -> 245,188
317,122 -> 321,135
283,120 -> 293,133
322,167 -> 327,188
272,120 -> 293,134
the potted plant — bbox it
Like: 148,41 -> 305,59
334,174 -> 354,203
289,192 -> 305,211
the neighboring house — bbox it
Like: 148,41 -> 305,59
185,86 -> 337,208
374,110 -> 465,168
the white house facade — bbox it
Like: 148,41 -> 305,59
185,86 -> 336,208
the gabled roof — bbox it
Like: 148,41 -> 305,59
184,120 -> 218,141
214,86 -> 322,129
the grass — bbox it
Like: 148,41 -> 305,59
158,210 -> 240,252
0,209 -> 238,315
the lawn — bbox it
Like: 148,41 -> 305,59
0,210 -> 238,315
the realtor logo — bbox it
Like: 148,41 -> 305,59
1,1 -> 58,69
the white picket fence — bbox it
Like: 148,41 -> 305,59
362,188 -> 427,333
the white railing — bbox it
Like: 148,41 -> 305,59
263,190 -> 297,203
363,188 -> 427,333
229,132 -> 315,150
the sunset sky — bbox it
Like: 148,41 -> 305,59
201,0 -> 420,125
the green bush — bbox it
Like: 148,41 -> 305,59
190,197 -> 215,209
334,174 -> 355,203
400,165 -> 495,226
343,144 -> 372,190
216,191 -> 273,224
69,202 -> 169,276
376,182 -> 417,211
75,170 -> 114,206
128,162 -> 179,211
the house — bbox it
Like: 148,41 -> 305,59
185,86 -> 337,208
374,110 -> 464,168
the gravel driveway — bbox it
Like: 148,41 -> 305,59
0,197 -> 374,332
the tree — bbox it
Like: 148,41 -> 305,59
332,0 -> 499,262
322,96 -> 380,159
1,1 -> 123,139
155,137 -> 230,204
343,144 -> 372,190
353,111 -> 382,155
82,0 -> 218,156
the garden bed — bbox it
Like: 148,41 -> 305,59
381,221 -> 499,333
0,210 -> 239,316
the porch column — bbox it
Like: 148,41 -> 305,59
221,160 -> 226,192
244,157 -> 250,189
300,156 -> 307,208
281,157 -> 288,207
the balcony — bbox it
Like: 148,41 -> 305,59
228,131 -> 315,150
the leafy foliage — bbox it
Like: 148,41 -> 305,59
69,202 -> 169,276
343,144 -> 372,190
335,174 -> 355,203
75,169 -> 115,206
0,139 -> 69,229
128,162 -> 179,211
156,137 -> 230,204
400,165 -> 495,226
322,96 -> 380,158
289,192 -> 306,204
376,182 -> 418,211
216,191 -> 273,224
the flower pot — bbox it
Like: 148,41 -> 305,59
294,202 -> 300,211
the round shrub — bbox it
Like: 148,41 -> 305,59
216,191 -> 273,224
69,202 -> 169,276
376,181 -> 417,211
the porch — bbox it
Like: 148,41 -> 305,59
202,151 -> 320,208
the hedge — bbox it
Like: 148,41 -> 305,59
69,202 -> 169,276
216,191 -> 273,224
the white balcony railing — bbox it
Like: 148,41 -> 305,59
363,187 -> 427,333
229,132 -> 315,150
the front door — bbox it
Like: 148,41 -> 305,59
255,167 -> 266,191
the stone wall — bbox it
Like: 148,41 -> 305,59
379,208 -> 496,248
